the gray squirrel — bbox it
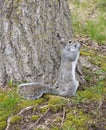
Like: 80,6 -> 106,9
18,37 -> 80,100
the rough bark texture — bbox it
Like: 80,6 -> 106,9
0,0 -> 85,86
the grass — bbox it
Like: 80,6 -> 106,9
0,90 -> 18,119
0,86 -> 46,129
69,0 -> 106,44
85,20 -> 106,44
78,80 -> 105,101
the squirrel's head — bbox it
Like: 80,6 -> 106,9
61,40 -> 80,62
57,33 -> 80,62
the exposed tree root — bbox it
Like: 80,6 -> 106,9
61,107 -> 66,127
5,106 -> 33,130
27,107 -> 50,130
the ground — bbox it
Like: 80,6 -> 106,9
0,0 -> 106,130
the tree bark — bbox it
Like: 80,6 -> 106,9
0,0 -> 85,86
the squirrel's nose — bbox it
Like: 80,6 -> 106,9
74,42 -> 80,49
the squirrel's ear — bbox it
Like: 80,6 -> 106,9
57,33 -> 67,47
60,38 -> 67,47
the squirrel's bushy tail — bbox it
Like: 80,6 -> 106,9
18,82 -> 59,100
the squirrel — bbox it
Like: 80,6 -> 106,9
18,36 -> 80,100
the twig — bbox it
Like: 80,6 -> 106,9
5,116 -> 12,130
5,106 -> 33,130
18,106 -> 33,115
97,99 -> 103,110
61,107 -> 66,127
27,107 -> 50,130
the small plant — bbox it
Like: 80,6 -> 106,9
10,115 -> 21,124
0,121 -> 6,130
7,79 -> 18,88
63,110 -> 91,130
48,96 -> 68,113
31,115 -> 40,121
39,105 -> 49,113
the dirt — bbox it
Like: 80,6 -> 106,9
5,97 -> 106,130
6,106 -> 63,130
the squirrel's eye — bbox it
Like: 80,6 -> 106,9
68,40 -> 72,43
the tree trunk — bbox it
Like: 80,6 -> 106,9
0,0 -> 85,86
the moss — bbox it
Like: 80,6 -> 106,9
30,97 -> 45,105
48,96 -> 68,113
31,115 -> 40,121
78,80 -> 105,101
51,126 -> 60,130
0,121 -> 6,130
0,116 -> 5,122
43,94 -> 51,100
63,120 -> 75,130
80,50 -> 91,56
48,96 -> 67,105
15,98 -> 45,113
63,110 -> 91,130
89,54 -> 106,71
54,117 -> 62,123
39,105 -> 49,113
10,115 -> 21,124
50,105 -> 60,113
101,63 -> 106,71
33,105 -> 37,113
34,128 -> 43,130
67,112 -> 88,126
0,111 -> 3,115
